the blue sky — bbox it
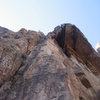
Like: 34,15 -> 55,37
0,0 -> 100,48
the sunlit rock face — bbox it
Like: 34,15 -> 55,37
0,24 -> 100,100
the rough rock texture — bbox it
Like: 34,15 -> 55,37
0,24 -> 100,100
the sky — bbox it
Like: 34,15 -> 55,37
0,0 -> 100,49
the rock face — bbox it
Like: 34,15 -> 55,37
0,24 -> 100,100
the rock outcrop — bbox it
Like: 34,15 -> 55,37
0,24 -> 100,100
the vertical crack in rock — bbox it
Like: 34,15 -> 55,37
72,25 -> 77,51
61,24 -> 68,55
54,24 -> 70,57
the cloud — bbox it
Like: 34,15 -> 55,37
96,42 -> 100,50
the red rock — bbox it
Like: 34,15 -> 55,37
53,24 -> 100,75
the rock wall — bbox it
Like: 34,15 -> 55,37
0,24 -> 100,100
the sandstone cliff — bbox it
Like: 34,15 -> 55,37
0,24 -> 100,100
